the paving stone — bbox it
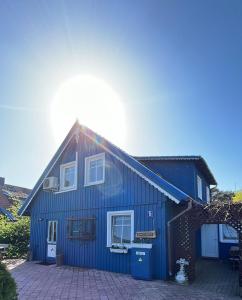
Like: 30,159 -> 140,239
7,260 -> 240,300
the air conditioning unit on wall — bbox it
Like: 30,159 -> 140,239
43,177 -> 58,191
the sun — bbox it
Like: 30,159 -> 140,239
51,75 -> 127,148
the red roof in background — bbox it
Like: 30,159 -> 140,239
0,182 -> 31,209
0,192 -> 11,208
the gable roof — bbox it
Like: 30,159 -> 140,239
135,156 -> 217,185
19,122 -> 191,216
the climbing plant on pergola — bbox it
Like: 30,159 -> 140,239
170,201 -> 242,296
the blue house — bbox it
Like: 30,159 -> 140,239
19,121 -> 235,279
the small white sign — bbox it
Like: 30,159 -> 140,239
47,244 -> 56,258
136,251 -> 145,256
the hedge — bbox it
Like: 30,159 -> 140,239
0,262 -> 17,300
0,201 -> 30,258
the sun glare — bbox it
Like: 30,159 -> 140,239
51,75 -> 126,148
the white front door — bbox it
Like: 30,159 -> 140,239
47,220 -> 57,259
201,224 -> 219,258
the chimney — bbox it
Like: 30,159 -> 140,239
0,177 -> 5,187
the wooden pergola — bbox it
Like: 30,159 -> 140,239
170,201 -> 242,296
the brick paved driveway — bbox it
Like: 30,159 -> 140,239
9,261 -> 240,300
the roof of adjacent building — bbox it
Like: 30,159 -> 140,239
134,156 -> 217,185
0,207 -> 16,221
0,180 -> 31,209
19,122 -> 192,216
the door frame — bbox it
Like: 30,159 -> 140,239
46,220 -> 58,262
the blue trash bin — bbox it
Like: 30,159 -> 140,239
131,245 -> 153,280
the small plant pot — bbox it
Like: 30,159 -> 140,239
56,253 -> 64,266
27,250 -> 33,261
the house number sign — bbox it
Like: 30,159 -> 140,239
135,230 -> 156,239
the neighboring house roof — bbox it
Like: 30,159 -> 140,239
135,156 -> 217,186
0,179 -> 30,221
0,207 -> 16,221
0,193 -> 10,209
19,122 -> 191,216
0,179 -> 31,209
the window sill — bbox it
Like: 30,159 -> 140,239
84,180 -> 105,187
55,188 -> 77,194
107,243 -> 132,249
106,243 -> 152,250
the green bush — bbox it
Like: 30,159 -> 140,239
0,262 -> 17,300
0,201 -> 30,258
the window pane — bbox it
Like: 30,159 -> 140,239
64,166 -> 75,187
89,167 -> 97,183
87,157 -> 104,184
48,222 -> 53,242
112,226 -> 122,243
122,226 -> 131,243
112,216 -> 123,226
71,221 -> 80,237
122,216 -> 131,225
69,218 -> 96,240
53,222 -> 57,242
96,159 -> 103,167
111,214 -> 132,244
96,166 -> 103,181
197,176 -> 202,199
90,160 -> 97,168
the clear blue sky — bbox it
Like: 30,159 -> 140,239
0,0 -> 242,191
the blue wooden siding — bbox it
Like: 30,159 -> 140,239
141,160 -> 210,204
29,132 -> 168,279
137,160 -> 196,199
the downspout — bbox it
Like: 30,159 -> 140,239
167,198 -> 193,276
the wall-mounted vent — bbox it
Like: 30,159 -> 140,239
43,177 -> 58,191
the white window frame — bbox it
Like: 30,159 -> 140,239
84,153 -> 105,186
107,210 -> 134,248
47,220 -> 58,244
219,224 -> 238,243
197,175 -> 202,200
59,160 -> 77,192
206,186 -> 210,203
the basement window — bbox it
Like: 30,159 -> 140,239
67,217 -> 96,240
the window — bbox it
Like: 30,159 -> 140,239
219,224 -> 238,243
47,221 -> 57,244
206,186 -> 210,203
60,161 -> 77,191
197,175 -> 202,199
107,210 -> 134,248
85,153 -> 105,186
68,217 -> 96,240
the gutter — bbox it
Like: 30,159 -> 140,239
167,198 -> 195,276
